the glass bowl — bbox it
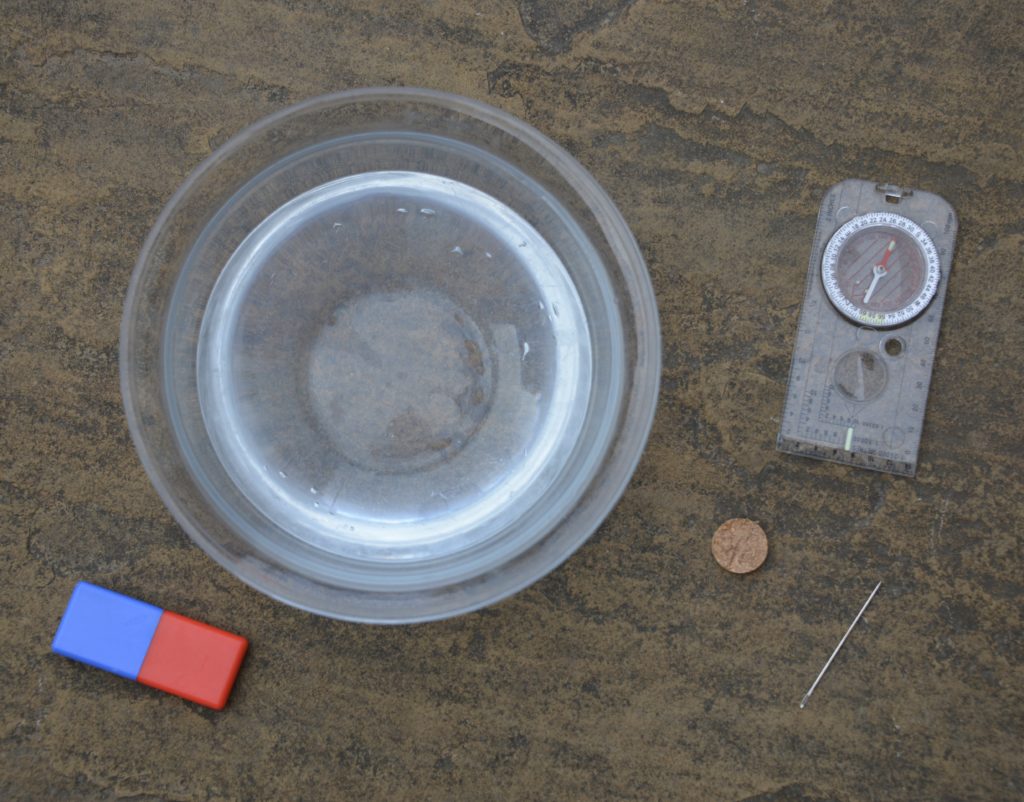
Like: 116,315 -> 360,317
121,88 -> 660,623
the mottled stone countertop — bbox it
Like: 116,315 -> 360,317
2,2 -> 1021,800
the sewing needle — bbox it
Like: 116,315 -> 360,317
800,580 -> 882,708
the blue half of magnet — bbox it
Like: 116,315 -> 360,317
51,581 -> 163,680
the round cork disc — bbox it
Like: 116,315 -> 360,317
711,518 -> 768,574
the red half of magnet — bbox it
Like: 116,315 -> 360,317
136,611 -> 248,710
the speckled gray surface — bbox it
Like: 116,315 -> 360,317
2,2 -> 1022,800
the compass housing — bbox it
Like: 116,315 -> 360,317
821,211 -> 941,328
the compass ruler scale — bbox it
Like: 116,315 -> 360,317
778,179 -> 959,476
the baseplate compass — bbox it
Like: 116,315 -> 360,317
778,180 -> 958,475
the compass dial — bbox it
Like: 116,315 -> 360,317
821,212 -> 941,328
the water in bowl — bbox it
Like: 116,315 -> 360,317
197,172 -> 592,561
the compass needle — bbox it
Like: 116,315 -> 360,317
863,267 -> 884,303
862,239 -> 896,304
